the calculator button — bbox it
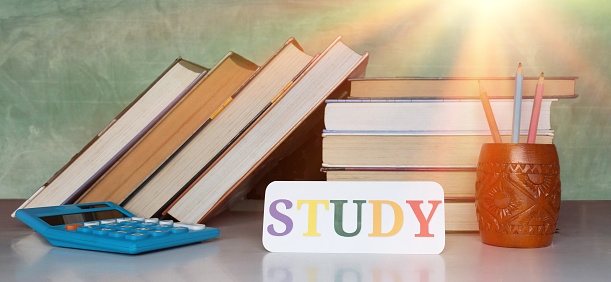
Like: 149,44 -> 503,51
149,230 -> 170,237
120,220 -> 140,225
169,227 -> 189,234
144,218 -> 159,224
125,233 -> 149,240
65,224 -> 82,230
153,225 -> 171,230
83,221 -> 100,227
109,231 -> 132,238
158,220 -> 174,227
133,227 -> 153,232
137,222 -> 157,228
174,222 -> 206,231
117,225 -> 136,231
92,228 -> 115,236
131,217 -> 145,222
115,218 -> 132,223
101,223 -> 121,228
100,219 -> 117,224
76,226 -> 94,233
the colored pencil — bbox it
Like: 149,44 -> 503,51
511,63 -> 523,143
478,81 -> 502,143
527,72 -> 545,143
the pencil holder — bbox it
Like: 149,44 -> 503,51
475,143 -> 560,248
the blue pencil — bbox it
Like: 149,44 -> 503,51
511,63 -> 523,143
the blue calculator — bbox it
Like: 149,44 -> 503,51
15,202 -> 220,254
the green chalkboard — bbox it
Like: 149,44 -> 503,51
1,0 -> 610,200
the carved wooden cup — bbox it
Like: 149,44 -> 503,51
475,143 -> 561,248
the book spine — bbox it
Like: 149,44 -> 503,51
326,98 -> 558,103
348,76 -> 579,81
321,130 -> 555,136
321,166 -> 477,172
321,164 -> 478,170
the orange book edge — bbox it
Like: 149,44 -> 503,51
154,38 -> 307,215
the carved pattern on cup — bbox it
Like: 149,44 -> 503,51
476,162 -> 560,236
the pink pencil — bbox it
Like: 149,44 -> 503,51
527,72 -> 545,143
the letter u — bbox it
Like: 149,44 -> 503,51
331,200 -> 366,237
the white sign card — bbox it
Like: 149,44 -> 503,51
262,181 -> 445,254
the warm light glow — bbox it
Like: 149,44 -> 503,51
287,0 -> 609,165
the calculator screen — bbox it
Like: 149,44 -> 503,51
40,210 -> 128,226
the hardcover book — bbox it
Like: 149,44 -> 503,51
167,36 -> 370,223
14,59 -> 206,216
349,76 -> 578,99
78,53 -> 258,205
123,38 -> 318,218
324,99 -> 555,132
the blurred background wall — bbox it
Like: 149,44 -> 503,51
1,0 -> 609,200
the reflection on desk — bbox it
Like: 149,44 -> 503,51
12,234 -> 219,280
263,253 -> 444,281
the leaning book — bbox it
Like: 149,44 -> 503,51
77,52 -> 258,205
166,36 -> 369,223
122,38 -> 318,218
13,58 -> 206,216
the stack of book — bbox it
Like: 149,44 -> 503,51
322,77 -> 578,231
14,36 -> 370,223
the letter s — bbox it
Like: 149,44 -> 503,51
267,199 -> 293,236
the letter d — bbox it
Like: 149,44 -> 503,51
369,200 -> 404,237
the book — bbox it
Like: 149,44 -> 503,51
13,59 -> 206,215
322,167 -> 477,199
349,77 -> 578,99
241,111 -> 329,202
321,131 -> 554,167
166,36 -> 369,223
322,76 -> 577,233
323,99 -> 554,132
321,167 -> 478,231
320,167 -> 477,231
77,52 -> 258,205
445,201 -> 478,231
122,38 -> 318,218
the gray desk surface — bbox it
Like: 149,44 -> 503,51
2,199 -> 610,281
